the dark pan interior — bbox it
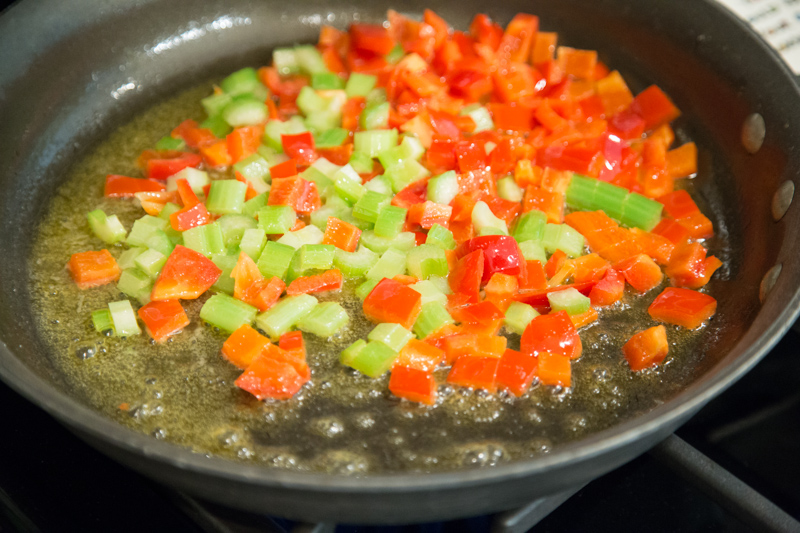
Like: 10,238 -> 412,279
2,0 -> 800,524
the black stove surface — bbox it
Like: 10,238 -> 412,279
1,328 -> 798,532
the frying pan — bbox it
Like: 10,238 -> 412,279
2,0 -> 800,524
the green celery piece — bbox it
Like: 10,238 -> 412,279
353,129 -> 398,158
565,174 -> 601,212
239,228 -> 267,261
258,205 -> 296,234
117,268 -> 152,305
425,224 -> 456,250
426,170 -> 459,205
297,86 -> 328,116
513,210 -> 547,243
399,135 -> 425,160
497,177 -> 523,202
348,151 -> 374,174
311,72 -> 345,90
155,136 -> 185,151
201,92 -> 233,117
200,293 -> 257,333
333,169 -> 366,204
134,249 -> 167,279
220,67 -> 262,96
278,225 -> 325,249
87,209 -> 127,244
547,287 -> 591,315
346,341 -> 398,378
368,323 -> 413,352
472,201 -> 508,235
620,192 -> 664,231
301,166 -> 334,199
314,127 -> 348,148
126,215 -> 168,248
310,156 -> 342,178
211,253 -> 238,294
360,102 -> 390,130
384,43 -> 405,64
360,230 -> 416,254
345,73 -> 377,98
355,277 -> 381,300
201,115 -> 232,138
108,300 -> 141,337
234,154 -> 271,184
305,109 -> 341,133
406,244 -> 447,279
257,241 -> 296,280
373,205 -> 407,238
273,47 -> 300,76
243,192 -> 268,219
340,339 -> 367,367
217,214 -> 258,249
182,222 -> 225,258
594,181 -> 628,221
144,230 -> 174,258
365,87 -> 387,106
295,45 -> 329,75
158,202 -> 181,222
409,280 -> 448,306
352,190 -> 391,224
412,301 -> 454,339
518,240 -> 547,263
256,294 -> 318,338
384,158 -> 430,193
263,120 -> 288,152
91,308 -> 115,335
206,180 -> 247,215
363,174 -> 393,196
333,246 -> 379,278
541,223 -> 585,258
288,244 -> 335,280
310,204 -> 342,230
365,248 -> 407,279
297,302 -> 349,337
167,167 -> 209,193
222,96 -> 268,127
504,302 -> 540,335
427,275 -> 451,295
117,247 -> 146,270
478,227 -> 507,236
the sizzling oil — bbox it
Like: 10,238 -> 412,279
29,83 -> 717,474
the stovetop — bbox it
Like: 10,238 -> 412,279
2,327 -> 798,532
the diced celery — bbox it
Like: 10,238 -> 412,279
278,225 -> 325,250
478,227 -> 507,236
234,154 -> 271,184
409,280 -> 448,306
91,308 -> 115,335
365,87 -> 387,106
360,102 -> 390,130
256,294 -> 318,337
108,300 -> 141,337
288,244 -> 336,279
333,245 -> 379,278
314,127 -> 348,148
352,190 -> 390,224
222,96 -> 268,127
311,156 -> 341,178
239,228 -> 267,261
155,136 -> 185,151
518,240 -> 547,263
344,340 -> 398,378
202,92 -> 233,117
373,205 -> 407,238
349,151 -> 374,174
399,135 -> 425,161
384,158 -> 430,193
472,201 -> 508,235
565,174 -> 600,212
365,248 -> 407,279
117,268 -> 152,305
217,214 -> 258,249
334,169 -> 366,204
220,67 -> 263,96
504,302 -> 540,335
182,222 -> 225,258
311,72 -> 345,90
126,215 -> 168,248
243,192 -> 269,219
310,205 -> 341,230
547,287 -> 591,315
256,241 -> 295,280
425,224 -> 456,250
301,166 -> 334,200
297,302 -> 349,337
513,210 -> 547,243
305,109 -> 342,133
497,177 -> 524,202
295,45 -> 329,75
377,140 -> 416,171
460,104 -> 494,133
340,339 -> 367,367
167,167 -> 209,193
594,180 -> 628,221
384,43 -> 405,64
87,209 -> 127,244
406,244 -> 447,279
360,230 -> 416,254
273,47 -> 300,75
354,129 -> 398,158
134,248 -> 167,279
296,86 -> 328,116
201,114 -> 232,138
200,293 -> 257,333
427,275 -> 451,295
363,174 -> 393,196
117,247 -> 146,270
368,323 -> 413,352
206,180 -> 247,215
620,192 -> 664,231
413,301 -> 454,339
158,202 -> 181,222
145,230 -> 174,257
211,253 -> 238,294
258,205 -> 296,234
263,120 -> 287,152
355,277 -> 382,300
541,223 -> 585,258
345,72 -> 377,98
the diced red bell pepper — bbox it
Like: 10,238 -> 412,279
454,140 -> 486,173
363,278 -> 423,329
286,269 -> 343,296
227,126 -> 265,165
446,355 -> 499,392
630,85 -> 680,131
151,245 -> 222,301
104,175 -> 166,197
448,249 -> 484,302
545,249 -> 568,279
391,179 -> 429,208
451,301 -> 504,324
484,273 -> 519,311
623,325 -> 669,371
235,350 -> 308,400
457,235 -> 523,284
665,242 -> 722,289
389,366 -> 437,405
495,348 -> 538,396
146,152 -> 203,180
426,137 -> 457,171
137,299 -> 190,343
350,23 -> 396,55
537,352 -> 571,387
270,159 -> 298,179
67,249 -> 121,289
394,339 -> 445,371
279,330 -> 307,360
170,179 -> 211,231
648,287 -> 717,329
572,253 -> 611,284
321,217 -> 362,252
221,324 -> 271,369
281,131 -> 317,166
521,310 -> 582,360
614,254 -> 663,292
407,201 -> 452,229
589,268 -> 625,306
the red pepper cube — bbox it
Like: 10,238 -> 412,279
448,249 -> 484,302
221,324 -> 271,369
151,245 -> 222,301
362,278 -> 423,330
623,325 -> 669,371
137,299 -> 190,343
630,85 -> 680,131
389,366 -> 437,405
394,339 -> 445,372
235,351 -> 308,400
104,175 -> 166,197
322,217 -> 362,252
475,334 -> 507,358
145,152 -> 203,180
281,131 -> 317,166
537,352 -> 571,387
666,243 -> 721,289
614,254 -> 663,292
446,355 -> 500,392
495,348 -> 538,396
279,331 -> 306,360
67,249 -> 121,289
521,310 -> 582,360
267,342 -> 311,380
589,268 -> 625,307
457,235 -> 523,284
451,301 -> 504,324
648,287 -> 717,330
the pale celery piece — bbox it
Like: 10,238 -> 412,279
258,205 -> 296,234
239,228 -> 267,261
355,277 -> 381,300
497,177 -> 524,202
118,247 -> 146,270
504,302 -> 540,335
541,223 -> 585,258
518,240 -> 547,263
367,323 -> 414,352
91,308 -> 115,335
343,340 -> 398,378
513,210 -> 547,243
547,287 -> 591,315
116,268 -> 152,305
365,248 -> 407,280
297,302 -> 349,338
182,222 -> 225,258
333,246 -> 379,278
200,293 -> 257,333
409,280 -> 448,306
257,241 -> 296,280
256,294 -> 318,338
406,244 -> 448,279
472,200 -> 508,235
211,253 -> 238,295
360,230 -> 416,254
87,209 -> 127,244
206,180 -> 248,215
133,248 -> 167,279
167,167 -> 209,193
425,224 -> 456,250
413,301 -> 454,339
108,300 -> 141,337
427,170 -> 459,206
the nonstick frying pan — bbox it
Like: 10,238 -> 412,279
2,0 -> 800,524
